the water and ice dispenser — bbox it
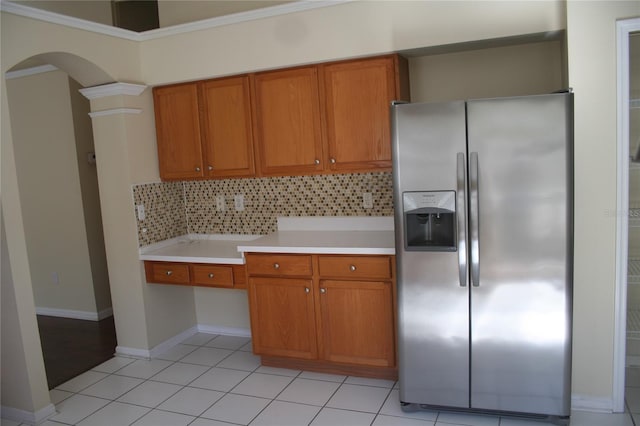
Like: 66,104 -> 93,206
403,191 -> 456,251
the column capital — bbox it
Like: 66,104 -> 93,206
79,82 -> 147,100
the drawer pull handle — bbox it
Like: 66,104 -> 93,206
195,167 -> 201,172
208,273 -> 215,278
274,263 -> 280,270
350,265 -> 357,272
166,270 -> 173,276
320,288 -> 326,294
305,287 -> 310,293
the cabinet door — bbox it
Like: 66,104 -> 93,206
322,56 -> 397,172
153,83 -> 204,180
252,67 -> 324,176
248,277 -> 318,359
200,76 -> 255,178
319,279 -> 395,367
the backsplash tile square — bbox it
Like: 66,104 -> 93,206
134,172 -> 394,246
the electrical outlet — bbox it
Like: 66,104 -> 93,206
234,194 -> 244,211
216,195 -> 226,211
136,204 -> 145,221
363,192 -> 373,209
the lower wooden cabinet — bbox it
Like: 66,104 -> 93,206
248,276 -> 318,359
144,261 -> 246,289
245,253 -> 396,379
319,279 -> 394,367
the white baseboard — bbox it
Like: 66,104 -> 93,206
115,324 -> 250,359
149,326 -> 199,358
571,394 -> 614,413
197,324 -> 251,337
1,402 -> 56,425
36,306 -> 113,321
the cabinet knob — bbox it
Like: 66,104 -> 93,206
207,165 -> 213,171
195,167 -> 201,172
305,287 -> 310,293
208,273 -> 215,278
350,265 -> 357,272
273,263 -> 280,270
320,288 -> 326,294
166,270 -> 173,276
330,158 -> 336,164
315,159 -> 320,165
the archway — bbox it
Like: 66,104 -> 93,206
6,55 -> 118,388
2,51 -> 119,423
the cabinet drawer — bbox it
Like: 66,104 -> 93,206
318,256 -> 392,279
147,262 -> 190,284
192,264 -> 234,287
246,254 -> 313,276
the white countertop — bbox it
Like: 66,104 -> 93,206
139,235 -> 260,264
235,230 -> 395,255
139,217 -> 396,263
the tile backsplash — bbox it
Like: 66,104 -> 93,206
133,172 -> 394,247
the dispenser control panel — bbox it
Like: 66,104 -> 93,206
402,191 -> 456,252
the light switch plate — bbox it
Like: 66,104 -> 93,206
363,192 -> 373,209
216,195 -> 226,211
136,204 -> 146,221
234,194 -> 244,211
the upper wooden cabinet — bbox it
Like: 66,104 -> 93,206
153,83 -> 204,180
153,54 -> 409,180
251,66 -> 324,176
321,55 -> 409,172
200,76 -> 255,178
153,76 -> 255,180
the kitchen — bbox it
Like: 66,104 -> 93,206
2,1 -> 639,425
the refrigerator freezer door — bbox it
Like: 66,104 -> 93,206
466,94 -> 573,416
392,101 -> 470,408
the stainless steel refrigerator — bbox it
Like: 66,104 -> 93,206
391,93 -> 573,424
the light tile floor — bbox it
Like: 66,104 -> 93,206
2,332 -> 639,426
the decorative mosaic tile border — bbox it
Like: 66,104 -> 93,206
132,181 -> 187,247
133,172 -> 394,246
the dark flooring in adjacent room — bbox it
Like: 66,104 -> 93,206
37,315 -> 117,389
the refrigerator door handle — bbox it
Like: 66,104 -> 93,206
456,152 -> 467,287
470,151 -> 480,287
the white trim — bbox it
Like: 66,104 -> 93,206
0,402 -> 56,425
114,325 -> 250,359
614,17 -> 640,414
136,0 -> 354,41
35,306 -> 113,321
115,345 -> 151,359
197,324 -> 252,338
79,82 -> 146,100
88,108 -> 142,118
0,0 -> 353,42
149,326 -> 198,359
571,394 -> 614,413
4,64 -> 58,80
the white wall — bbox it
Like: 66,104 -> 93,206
566,0 -> 640,407
69,77 -> 112,314
409,40 -> 564,102
13,0 -> 113,26
6,70 -> 103,317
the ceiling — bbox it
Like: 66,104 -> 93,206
11,0 -> 296,30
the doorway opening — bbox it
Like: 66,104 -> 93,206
5,58 -> 116,389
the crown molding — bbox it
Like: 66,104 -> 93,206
4,64 -> 59,79
0,0 -> 354,42
79,82 -> 147,100
88,108 -> 142,118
